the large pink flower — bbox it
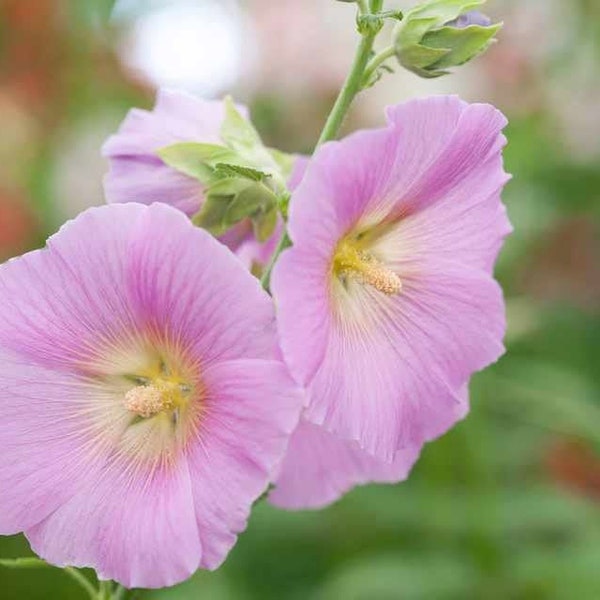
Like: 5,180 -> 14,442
0,203 -> 301,588
272,96 -> 511,461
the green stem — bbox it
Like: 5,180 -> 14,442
260,228 -> 291,289
63,568 -> 97,600
113,583 -> 128,600
315,21 -> 380,146
357,0 -> 369,14
261,1 -> 383,290
97,580 -> 113,599
370,0 -> 384,14
362,44 -> 395,86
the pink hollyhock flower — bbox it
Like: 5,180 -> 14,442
0,203 -> 301,588
269,420 -> 422,510
102,88 -> 235,216
272,96 -> 511,461
102,88 -> 279,268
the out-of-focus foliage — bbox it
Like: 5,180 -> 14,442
0,0 -> 598,598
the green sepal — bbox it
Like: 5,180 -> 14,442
393,0 -> 499,78
252,206 -> 278,243
268,148 -> 295,181
193,179 -> 278,238
220,96 -> 263,155
405,0 -> 485,26
225,182 -> 277,225
206,177 -> 251,197
399,44 -> 449,69
213,163 -> 271,183
192,194 -> 232,236
424,22 -> 502,69
158,142 -> 237,183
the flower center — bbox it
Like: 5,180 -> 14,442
333,240 -> 402,295
123,379 -> 190,419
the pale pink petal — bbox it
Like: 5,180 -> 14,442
271,248 -> 332,384
269,420 -> 421,510
26,457 -> 201,589
303,262 -> 504,459
186,359 -> 302,569
126,203 -> 277,363
385,99 -> 508,216
0,203 -> 145,369
103,157 -> 201,216
287,97 -> 508,248
0,350 -> 111,534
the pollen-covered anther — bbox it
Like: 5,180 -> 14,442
123,380 -> 184,418
334,242 -> 402,296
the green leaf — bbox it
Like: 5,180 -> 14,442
213,163 -> 271,183
0,557 -> 50,569
220,97 -> 263,154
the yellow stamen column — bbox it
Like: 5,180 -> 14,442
334,241 -> 402,295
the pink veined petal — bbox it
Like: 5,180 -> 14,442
303,261 -> 505,460
26,455 -> 202,589
0,350 -> 113,534
0,203 -> 146,370
287,96 -> 508,251
126,203 -> 278,364
152,88 -> 249,142
186,359 -> 302,569
103,156 -> 202,216
286,126 -> 398,250
269,420 -> 422,510
386,101 -> 508,216
271,248 -> 333,385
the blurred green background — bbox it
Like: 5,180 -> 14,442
0,0 -> 599,598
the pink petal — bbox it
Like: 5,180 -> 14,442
186,359 -> 302,569
26,456 -> 201,589
305,262 -> 504,459
0,203 -> 144,369
0,350 -> 110,534
126,203 -> 278,363
269,420 -> 421,510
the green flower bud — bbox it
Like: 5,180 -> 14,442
393,0 -> 501,78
